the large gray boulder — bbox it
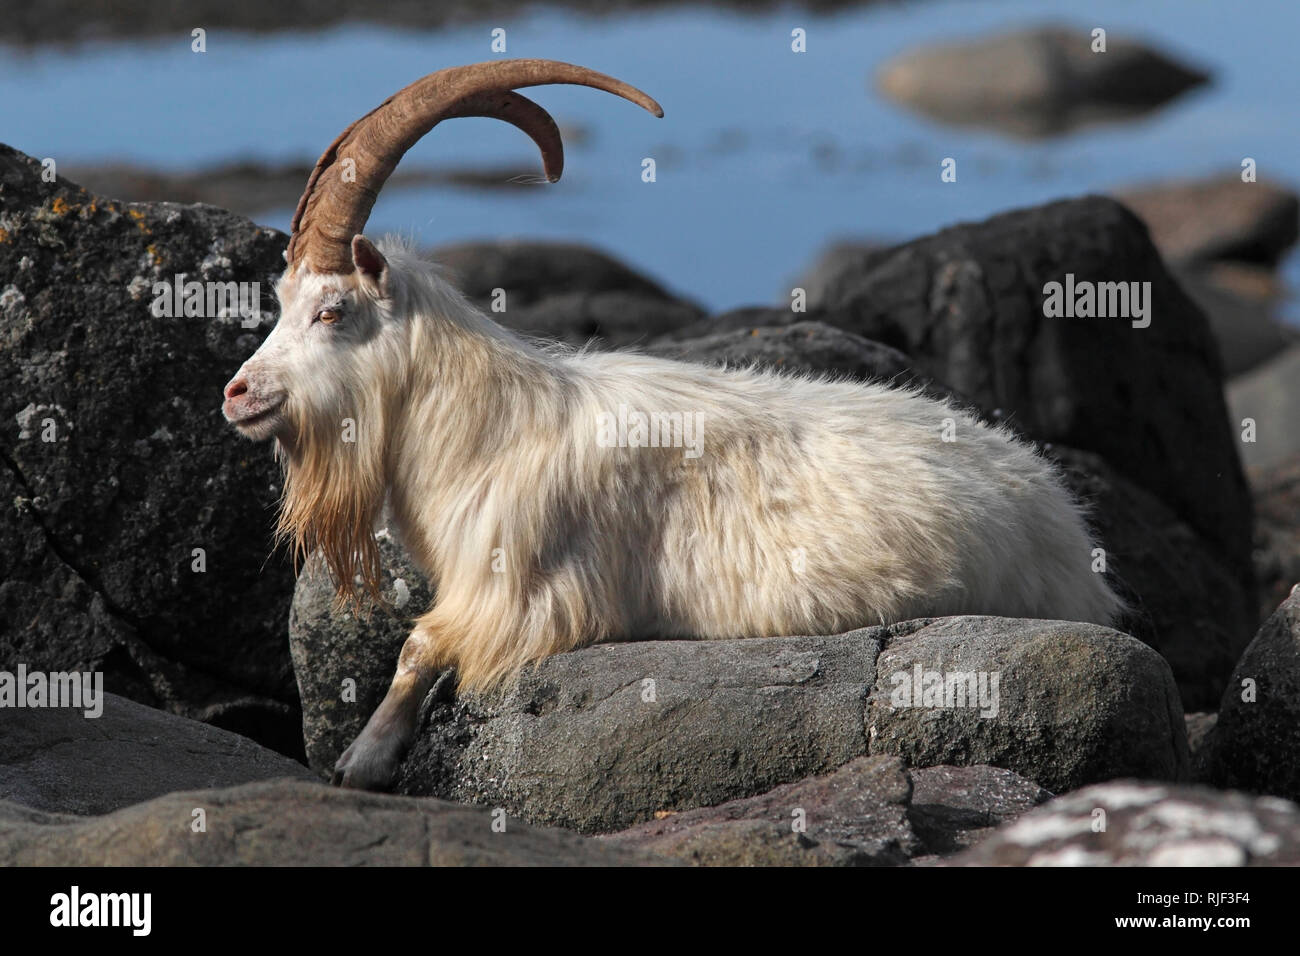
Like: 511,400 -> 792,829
876,25 -> 1209,138
373,619 -> 1185,834
867,618 -> 1189,793
0,144 -> 299,753
601,755 -> 1051,866
0,779 -> 668,866
1200,588 -> 1300,802
0,692 -> 313,815
950,780 -> 1300,866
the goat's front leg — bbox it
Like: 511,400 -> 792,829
332,621 -> 448,791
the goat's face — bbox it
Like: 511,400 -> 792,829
222,236 -> 393,446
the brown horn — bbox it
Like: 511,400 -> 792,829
286,59 -> 664,276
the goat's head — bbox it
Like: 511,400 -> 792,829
220,59 -> 662,599
223,58 -> 663,444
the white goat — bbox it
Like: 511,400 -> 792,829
222,60 -> 1122,790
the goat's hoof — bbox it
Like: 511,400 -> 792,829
331,734 -> 404,791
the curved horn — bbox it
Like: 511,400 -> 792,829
286,59 -> 664,275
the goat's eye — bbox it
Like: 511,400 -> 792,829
315,308 -> 341,325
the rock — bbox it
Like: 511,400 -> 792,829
1249,455 -> 1300,622
1229,344 -> 1300,470
906,764 -> 1054,862
1114,176 -> 1300,267
645,320 -> 956,403
1200,589 -> 1300,802
0,692 -> 313,815
1170,265 -> 1295,378
431,240 -> 703,346
0,779 -> 669,866
876,25 -> 1209,138
289,531 -> 433,776
1185,712 -> 1218,777
601,755 -> 920,866
379,618 -> 1185,833
1047,446 -> 1256,709
790,239 -> 895,309
601,755 -> 1050,866
868,617 -> 1189,794
812,196 -> 1253,591
496,290 -> 704,348
0,144 -> 300,753
949,780 -> 1300,866
397,631 -> 883,833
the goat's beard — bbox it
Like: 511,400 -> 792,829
274,398 -> 389,610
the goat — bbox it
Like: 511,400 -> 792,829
222,59 -> 1123,790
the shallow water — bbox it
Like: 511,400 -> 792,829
5,0 -> 1299,317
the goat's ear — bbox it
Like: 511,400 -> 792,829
351,235 -> 389,297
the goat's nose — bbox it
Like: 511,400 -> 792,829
224,378 -> 249,400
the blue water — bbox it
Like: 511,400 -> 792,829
4,1 -> 1299,317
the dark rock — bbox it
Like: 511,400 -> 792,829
1114,176 -> 1300,267
289,530 -> 433,776
1229,344 -> 1300,470
0,144 -> 300,753
433,240 -> 673,305
867,617 -> 1189,794
0,692 -> 313,815
429,241 -> 705,347
1185,711 -> 1217,778
1249,454 -> 1300,622
380,619 -> 1185,833
645,320 -> 955,400
0,779 -> 670,866
949,780 -> 1300,866
498,290 -> 705,348
1200,588 -> 1300,802
790,240 -> 896,309
812,196 -> 1253,592
877,25 -> 1209,138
